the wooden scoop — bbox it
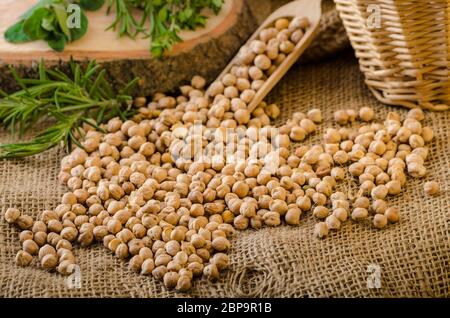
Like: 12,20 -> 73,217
214,0 -> 322,113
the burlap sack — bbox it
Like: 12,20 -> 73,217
1,50 -> 448,297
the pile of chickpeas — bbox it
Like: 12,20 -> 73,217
3,16 -> 441,292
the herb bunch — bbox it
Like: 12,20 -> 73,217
4,0 -> 105,52
106,0 -> 224,56
0,61 -> 137,158
5,0 -> 224,57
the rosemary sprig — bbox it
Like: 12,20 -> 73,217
0,60 -> 138,158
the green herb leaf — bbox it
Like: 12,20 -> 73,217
22,7 -> 51,40
79,0 -> 105,11
52,3 -> 71,41
41,16 -> 56,32
4,21 -> 31,43
46,33 -> 67,52
70,10 -> 88,41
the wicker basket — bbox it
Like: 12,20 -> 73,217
334,0 -> 449,111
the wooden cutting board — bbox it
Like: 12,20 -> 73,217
0,0 -> 257,95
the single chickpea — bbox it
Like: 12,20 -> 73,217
254,54 -> 272,70
176,275 -> 192,292
334,110 -> 349,125
191,75 -> 206,89
163,272 -> 180,289
325,215 -> 341,230
263,211 -> 281,226
372,199 -> 387,214
41,254 -> 58,270
211,237 -> 230,252
386,180 -> 402,195
371,185 -> 388,200
222,73 -> 236,87
290,29 -> 304,44
238,47 -> 256,65
207,81 -> 224,97
351,208 -> 368,221
359,107 -> 374,122
369,140 -> 386,155
423,181 -> 439,196
307,109 -> 322,123
290,126 -> 307,141
333,208 -> 348,222
275,18 -> 290,30
16,215 -> 33,230
4,207 -> 21,224
373,214 -> 388,229
141,258 -> 155,275
296,196 -> 311,211
421,127 -> 434,142
203,264 -> 220,281
331,167 -> 345,180
313,206 -> 329,219
259,28 -> 278,42
407,162 -> 427,178
285,208 -> 301,225
385,207 -> 400,223
249,66 -> 263,81
314,222 -> 328,239
279,40 -> 295,54
250,40 -> 267,54
406,108 -> 425,121
233,215 -> 249,230
15,250 -> 33,267
353,197 -> 370,209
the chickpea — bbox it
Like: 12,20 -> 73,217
234,109 -> 251,125
353,196 -> 370,209
334,110 -> 349,125
313,206 -> 329,219
259,28 -> 278,42
333,208 -> 348,222
409,134 -> 425,149
16,215 -> 33,230
307,109 -> 322,123
41,254 -> 58,270
314,222 -> 328,239
351,208 -> 368,221
371,199 -> 387,214
386,180 -> 401,195
325,215 -> 341,230
385,207 -> 400,223
212,237 -> 230,252
423,181 -> 439,196
290,126 -> 307,141
407,162 -> 426,178
15,250 -> 33,267
4,207 -> 21,224
359,107 -> 374,122
254,54 -> 272,70
373,214 -> 388,229
263,211 -> 281,227
371,185 -> 388,200
285,208 -> 301,225
421,127 -> 434,142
